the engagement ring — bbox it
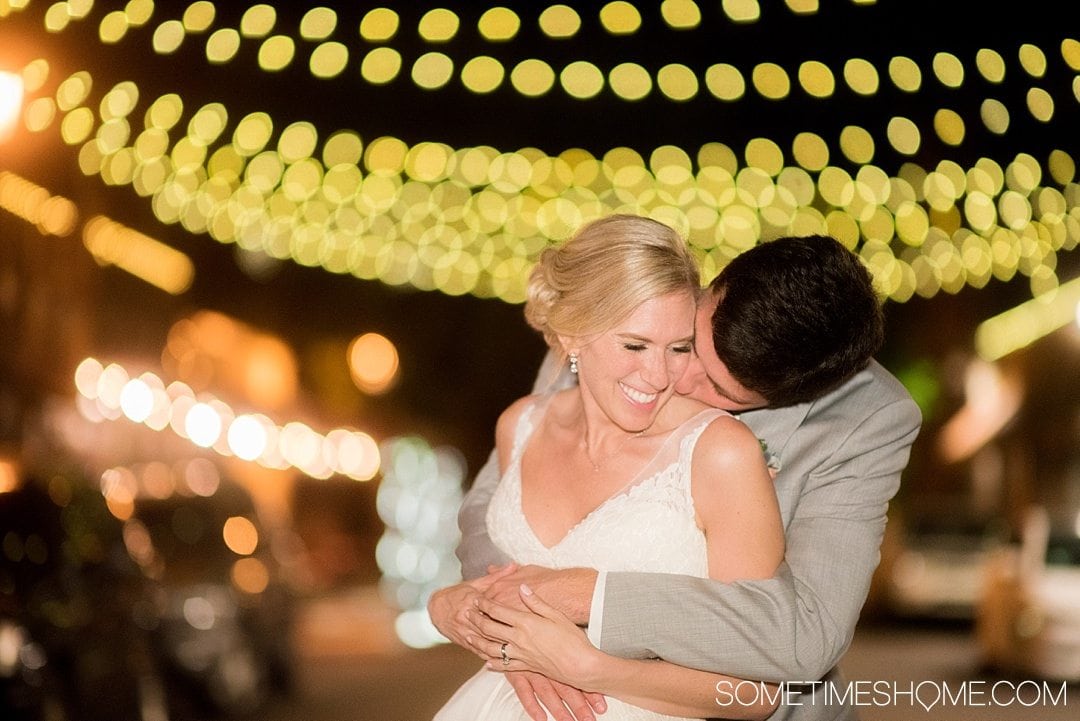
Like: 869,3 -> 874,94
500,642 -> 510,666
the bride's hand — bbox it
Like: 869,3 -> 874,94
427,564 -> 519,652
468,584 -> 603,689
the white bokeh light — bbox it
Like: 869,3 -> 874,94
119,378 -> 154,422
184,402 -> 223,448
228,414 -> 269,461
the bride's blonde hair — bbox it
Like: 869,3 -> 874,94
525,214 -> 700,355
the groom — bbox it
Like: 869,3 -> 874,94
431,234 -> 922,721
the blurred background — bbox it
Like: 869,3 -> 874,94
1,1 -> 1078,719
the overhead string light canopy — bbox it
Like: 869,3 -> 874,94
1,0 -> 1077,304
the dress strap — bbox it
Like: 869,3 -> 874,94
508,394 -> 554,467
676,408 -> 731,480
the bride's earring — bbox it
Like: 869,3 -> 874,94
569,352 -> 579,374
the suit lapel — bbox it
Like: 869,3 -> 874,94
736,400 -> 813,463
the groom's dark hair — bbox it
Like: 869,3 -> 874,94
710,235 -> 884,407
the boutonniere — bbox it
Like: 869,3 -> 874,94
759,438 -> 782,478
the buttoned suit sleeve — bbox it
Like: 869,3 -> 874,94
597,372 -> 921,682
456,350 -> 571,580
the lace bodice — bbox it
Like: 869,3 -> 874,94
486,397 -> 724,577
435,397 -> 728,721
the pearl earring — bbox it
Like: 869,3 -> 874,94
569,353 -> 579,374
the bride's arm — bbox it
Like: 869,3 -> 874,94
471,416 -> 785,719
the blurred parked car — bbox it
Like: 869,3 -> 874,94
879,511 -> 1011,620
976,506 -> 1080,681
0,472 -> 164,721
130,475 -> 296,719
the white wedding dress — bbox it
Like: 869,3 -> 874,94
434,397 -> 725,721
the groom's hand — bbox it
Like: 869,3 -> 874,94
484,565 -> 598,625
506,671 -> 606,721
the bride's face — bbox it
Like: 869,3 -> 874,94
573,291 -> 696,432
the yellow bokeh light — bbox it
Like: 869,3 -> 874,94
361,47 -> 402,84
365,136 -> 408,176
349,333 -> 399,395
44,2 -> 72,32
21,59 -> 50,94
791,132 -> 829,171
278,121 -> 318,164
798,60 -> 835,97
101,81 -> 139,120
510,59 -> 556,97
609,63 -> 652,100
323,130 -> 363,168
705,63 -> 745,100
147,93 -> 183,130
240,4 -> 276,38
933,108 -> 965,146
478,7 -> 520,40
980,98 -> 1010,134
310,42 -> 349,79
751,63 -> 790,100
1018,43 -> 1047,78
232,111 -> 273,156
539,5 -> 581,38
1026,87 -> 1054,122
745,137 -> 783,176
126,0 -> 154,26
599,1 -> 642,35
560,61 -> 604,99
412,52 -> 454,90
1047,149 -> 1076,185
887,116 -> 920,156
661,0 -> 702,28
932,52 -> 964,88
57,71 -> 92,111
258,35 -> 295,72
418,8 -> 460,42
205,28 -> 239,64
723,0 -> 762,22
1062,38 -> 1080,71
657,63 -> 699,101
152,20 -> 185,54
976,48 -> 1006,83
360,8 -> 399,41
839,125 -> 874,165
25,97 -> 57,132
180,3 -> 213,33
99,11 -> 130,44
61,107 -> 95,145
300,6 -> 337,40
888,56 -> 921,92
843,58 -> 879,95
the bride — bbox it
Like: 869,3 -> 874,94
431,215 -> 784,720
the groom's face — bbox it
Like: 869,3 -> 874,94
675,291 -> 768,412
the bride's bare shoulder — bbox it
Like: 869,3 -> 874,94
495,390 -> 575,442
657,394 -> 716,429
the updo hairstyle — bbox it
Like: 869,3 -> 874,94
524,214 -> 700,355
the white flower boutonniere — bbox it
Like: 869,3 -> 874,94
759,438 -> 782,479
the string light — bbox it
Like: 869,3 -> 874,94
4,8 -> 1078,307
74,358 -> 382,482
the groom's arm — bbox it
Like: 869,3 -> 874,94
597,397 -> 921,682
456,448 -> 511,580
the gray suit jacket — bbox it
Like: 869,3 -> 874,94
456,352 -> 921,719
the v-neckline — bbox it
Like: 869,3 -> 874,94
515,406 -> 718,551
